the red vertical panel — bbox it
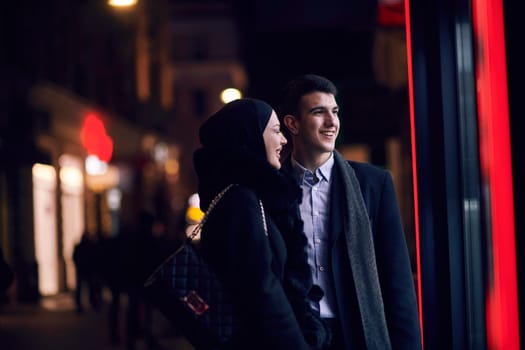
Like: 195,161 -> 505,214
403,0 -> 424,347
472,0 -> 520,349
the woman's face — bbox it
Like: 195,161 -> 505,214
263,111 -> 287,169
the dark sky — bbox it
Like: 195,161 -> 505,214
247,0 -> 377,31
230,0 -> 405,149
233,0 -> 379,107
0,0 -> 390,148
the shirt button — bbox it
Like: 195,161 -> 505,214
315,238 -> 321,244
319,266 -> 325,272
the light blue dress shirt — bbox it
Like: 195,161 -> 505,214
292,154 -> 336,318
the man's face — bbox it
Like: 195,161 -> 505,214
291,92 -> 340,156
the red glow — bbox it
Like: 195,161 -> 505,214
80,113 -> 113,162
378,1 -> 405,27
403,0 -> 424,347
472,0 -> 520,348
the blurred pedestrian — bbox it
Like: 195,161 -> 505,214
0,244 -> 14,298
73,231 -> 100,313
124,210 -> 163,350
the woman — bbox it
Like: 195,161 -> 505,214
193,98 -> 329,349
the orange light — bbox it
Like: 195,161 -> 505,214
108,0 -> 138,7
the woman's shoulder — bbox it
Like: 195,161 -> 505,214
220,184 -> 260,207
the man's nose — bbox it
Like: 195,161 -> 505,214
325,112 -> 337,125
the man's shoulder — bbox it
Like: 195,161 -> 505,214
344,159 -> 390,180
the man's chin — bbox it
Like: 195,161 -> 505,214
321,145 -> 335,153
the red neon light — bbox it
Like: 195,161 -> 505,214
472,0 -> 520,349
403,0 -> 424,347
80,113 -> 113,163
378,1 -> 405,27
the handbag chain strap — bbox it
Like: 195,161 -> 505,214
259,200 -> 268,235
189,184 -> 268,241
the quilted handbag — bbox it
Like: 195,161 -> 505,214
143,184 -> 268,349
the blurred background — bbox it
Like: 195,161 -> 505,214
1,0 -> 523,349
0,0 -> 413,302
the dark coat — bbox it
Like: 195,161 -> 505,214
193,98 -> 327,349
200,184 -> 311,350
283,155 -> 422,350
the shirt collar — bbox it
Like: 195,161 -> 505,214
317,153 -> 334,182
291,152 -> 334,183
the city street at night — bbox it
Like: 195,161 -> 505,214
1,0 -> 523,348
0,292 -> 193,350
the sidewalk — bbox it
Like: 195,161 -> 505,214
0,292 -> 194,350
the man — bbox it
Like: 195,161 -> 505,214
278,74 -> 421,350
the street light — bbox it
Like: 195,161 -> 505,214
108,0 -> 138,8
220,88 -> 242,104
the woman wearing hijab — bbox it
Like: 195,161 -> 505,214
193,98 -> 329,350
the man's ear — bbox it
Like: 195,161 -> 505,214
283,114 -> 299,135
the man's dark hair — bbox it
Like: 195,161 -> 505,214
278,74 -> 338,118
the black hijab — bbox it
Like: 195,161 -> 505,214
193,98 -> 300,211
198,98 -> 271,163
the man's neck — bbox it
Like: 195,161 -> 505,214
292,150 -> 332,173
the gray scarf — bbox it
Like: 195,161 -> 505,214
333,151 -> 392,350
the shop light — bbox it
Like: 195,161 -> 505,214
154,142 -> 169,163
85,155 -> 108,176
106,188 -> 122,210
32,163 -> 56,183
59,167 -> 83,188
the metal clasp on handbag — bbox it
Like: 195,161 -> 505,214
181,290 -> 210,316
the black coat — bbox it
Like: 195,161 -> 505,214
282,156 -> 422,350
193,98 -> 328,349
194,148 -> 330,349
332,160 -> 421,349
200,184 -> 311,350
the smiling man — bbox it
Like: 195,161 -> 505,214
279,74 -> 422,350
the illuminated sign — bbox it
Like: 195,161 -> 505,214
80,113 -> 113,162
